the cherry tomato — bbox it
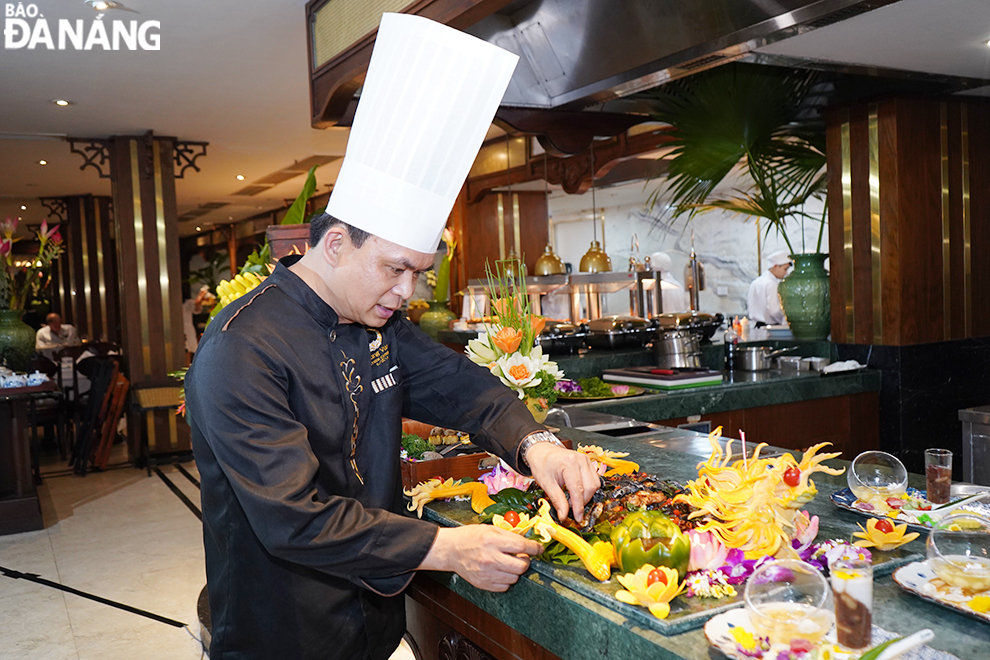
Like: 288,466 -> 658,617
647,568 -> 668,587
885,497 -> 904,509
874,519 -> 894,534
790,639 -> 814,653
783,466 -> 801,487
503,510 -> 520,527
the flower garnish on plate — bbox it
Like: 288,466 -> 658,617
729,625 -> 771,657
969,594 -> 990,613
615,564 -> 685,619
685,569 -> 737,599
852,518 -> 919,550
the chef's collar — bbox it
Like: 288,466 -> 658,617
269,255 -> 340,330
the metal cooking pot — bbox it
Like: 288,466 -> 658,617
736,345 -> 798,371
654,329 -> 701,369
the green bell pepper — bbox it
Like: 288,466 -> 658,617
610,511 -> 691,578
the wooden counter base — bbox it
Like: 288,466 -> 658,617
652,391 -> 879,458
406,574 -> 560,660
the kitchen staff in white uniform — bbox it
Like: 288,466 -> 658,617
747,250 -> 792,325
650,251 -> 689,313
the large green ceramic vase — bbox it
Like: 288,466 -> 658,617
0,309 -> 36,372
419,300 -> 457,342
777,253 -> 831,341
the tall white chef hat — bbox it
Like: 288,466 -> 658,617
650,251 -> 673,274
766,250 -> 793,267
326,13 -> 519,254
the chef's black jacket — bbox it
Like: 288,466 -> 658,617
186,256 -> 543,660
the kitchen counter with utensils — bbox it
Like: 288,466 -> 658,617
557,367 -> 879,422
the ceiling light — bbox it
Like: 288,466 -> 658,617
20,205 -> 27,210
53,99 -> 70,106
39,160 -> 47,165
195,226 -> 202,232
236,174 -> 245,181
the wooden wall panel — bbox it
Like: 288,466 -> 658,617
828,96 -> 990,345
651,392 -> 879,460
826,111 -> 848,344
894,98 -> 943,346
462,191 -> 548,283
49,195 -> 118,343
849,105 -> 874,344
971,103 -> 990,332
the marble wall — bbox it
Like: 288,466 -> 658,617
547,176 -> 828,320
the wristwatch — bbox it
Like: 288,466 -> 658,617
519,430 -> 565,467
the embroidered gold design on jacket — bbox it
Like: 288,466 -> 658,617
338,351 -> 364,484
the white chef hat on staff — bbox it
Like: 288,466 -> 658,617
765,250 -> 792,267
326,13 -> 519,254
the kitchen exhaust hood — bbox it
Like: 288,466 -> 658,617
462,0 -> 904,110
308,0 -> 990,128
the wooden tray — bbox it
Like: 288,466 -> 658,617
400,418 -> 571,489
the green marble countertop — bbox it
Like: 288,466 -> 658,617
418,428 -> 988,660
557,368 -> 880,422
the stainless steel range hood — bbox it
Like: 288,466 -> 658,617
464,0 -> 903,110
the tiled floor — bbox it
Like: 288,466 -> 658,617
0,445 -> 415,660
0,446 -> 207,660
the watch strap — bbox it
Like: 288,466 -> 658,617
519,431 -> 564,467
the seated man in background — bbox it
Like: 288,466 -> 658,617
36,313 -> 81,358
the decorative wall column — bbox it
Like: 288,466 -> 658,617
44,195 -> 119,344
825,96 -> 990,472
64,131 -> 203,462
826,96 -> 990,345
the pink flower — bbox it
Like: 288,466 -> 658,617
480,462 -> 534,495
0,217 -> 17,238
51,230 -> 63,245
688,530 -> 729,571
38,219 -> 60,241
793,510 -> 820,551
0,237 -> 11,257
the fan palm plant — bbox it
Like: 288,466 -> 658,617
646,64 -> 827,255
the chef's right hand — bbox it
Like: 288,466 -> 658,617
420,525 -> 543,592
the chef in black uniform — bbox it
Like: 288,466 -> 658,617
186,14 -> 599,660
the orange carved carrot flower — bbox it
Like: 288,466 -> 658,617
531,315 -> 547,336
492,326 -> 523,354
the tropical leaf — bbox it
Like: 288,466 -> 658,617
643,63 -> 827,251
281,165 -> 319,225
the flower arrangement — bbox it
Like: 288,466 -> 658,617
0,217 -> 63,311
465,260 -> 562,418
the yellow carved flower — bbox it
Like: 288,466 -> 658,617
614,564 -> 684,619
578,444 -> 640,476
492,511 -> 539,536
404,478 -> 495,518
852,518 -> 919,550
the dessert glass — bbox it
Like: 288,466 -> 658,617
847,451 -> 908,502
744,559 -> 833,646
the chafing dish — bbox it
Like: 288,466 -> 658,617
585,315 -> 653,349
535,321 -> 589,355
653,311 -> 725,342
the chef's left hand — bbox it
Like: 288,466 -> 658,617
524,443 -> 599,523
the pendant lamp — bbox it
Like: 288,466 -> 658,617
579,141 -> 612,273
534,152 -> 566,276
